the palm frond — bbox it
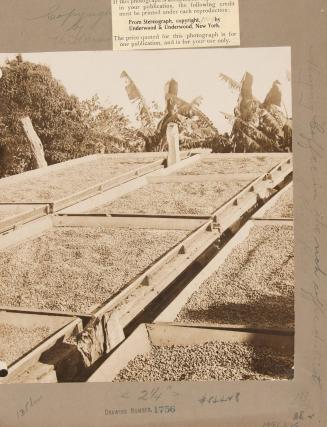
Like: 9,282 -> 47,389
120,71 -> 156,135
218,73 -> 241,91
220,111 -> 236,125
190,96 -> 203,108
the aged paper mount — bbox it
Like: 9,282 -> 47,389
0,0 -> 326,427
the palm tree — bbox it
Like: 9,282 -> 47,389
121,71 -> 220,152
218,72 -> 292,152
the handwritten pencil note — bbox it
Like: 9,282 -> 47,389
111,0 -> 240,50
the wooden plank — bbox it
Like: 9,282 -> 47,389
0,310 -> 74,331
201,152 -> 291,160
147,323 -> 294,351
0,305 -> 92,320
0,204 -> 49,234
106,213 -> 211,219
0,202 -> 50,205
250,219 -> 294,226
94,151 -> 191,161
154,322 -> 293,336
155,221 -> 254,323
53,214 -> 208,231
147,173 -> 259,184
167,123 -> 180,166
98,153 -> 167,161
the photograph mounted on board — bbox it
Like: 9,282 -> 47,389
0,47 -> 294,384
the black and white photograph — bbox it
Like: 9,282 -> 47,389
0,47 -> 294,384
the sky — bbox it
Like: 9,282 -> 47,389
0,47 -> 292,133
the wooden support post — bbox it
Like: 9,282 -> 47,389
167,123 -> 180,166
20,116 -> 47,169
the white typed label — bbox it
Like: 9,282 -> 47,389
111,0 -> 240,50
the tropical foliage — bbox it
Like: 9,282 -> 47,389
0,55 -> 292,178
0,56 -> 140,177
120,71 -> 221,152
218,72 -> 292,153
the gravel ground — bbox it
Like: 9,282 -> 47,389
176,225 -> 294,329
177,156 -> 284,175
0,205 -> 35,222
93,181 -> 245,216
0,157 -> 160,203
263,187 -> 293,218
0,227 -> 187,313
114,341 -> 293,382
0,323 -> 51,365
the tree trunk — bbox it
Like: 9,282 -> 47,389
20,116 -> 47,168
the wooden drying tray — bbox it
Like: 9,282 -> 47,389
68,215 -> 220,366
88,322 -> 294,383
62,155 -> 292,235
155,218 -> 294,325
0,152 -> 200,233
211,156 -> 293,233
0,213 -> 220,367
0,158 -> 169,235
48,159 -> 165,213
0,308 -> 83,384
58,153 -> 202,214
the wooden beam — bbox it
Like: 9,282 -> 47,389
0,204 -> 49,235
167,123 -> 180,166
250,219 -> 294,226
201,152 -> 290,160
154,322 -> 294,335
0,305 -> 91,320
147,323 -> 294,350
53,214 -> 208,231
147,173 -> 259,184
